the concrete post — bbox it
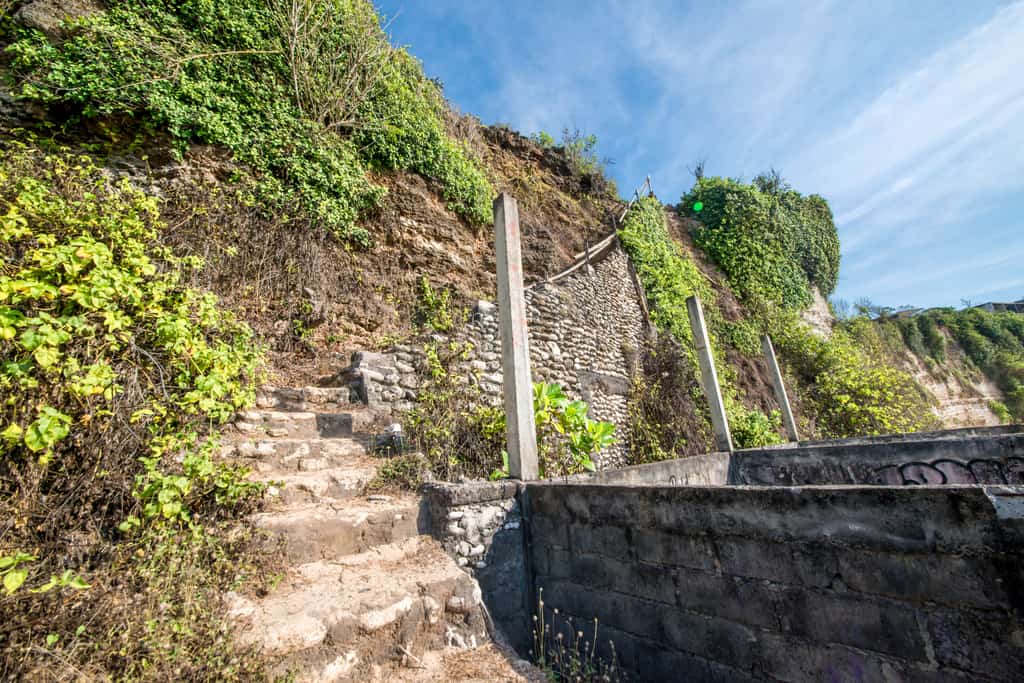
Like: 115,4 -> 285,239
494,194 -> 538,480
686,296 -> 733,452
761,334 -> 799,442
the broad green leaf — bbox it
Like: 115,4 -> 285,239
4,568 -> 28,595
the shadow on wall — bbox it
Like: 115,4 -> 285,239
424,424 -> 1024,681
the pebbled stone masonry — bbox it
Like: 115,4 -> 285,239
338,238 -> 649,469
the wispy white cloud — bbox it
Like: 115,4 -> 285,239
380,0 -> 1023,307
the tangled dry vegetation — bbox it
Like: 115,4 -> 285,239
0,144 -> 280,680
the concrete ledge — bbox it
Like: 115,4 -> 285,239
420,480 -> 521,507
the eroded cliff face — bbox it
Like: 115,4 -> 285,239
900,339 -> 1004,428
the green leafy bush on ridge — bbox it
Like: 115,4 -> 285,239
897,308 -> 1024,422
0,144 -> 268,678
4,0 -> 492,244
680,175 -> 840,309
622,194 -> 934,445
618,196 -> 783,451
769,313 -> 938,438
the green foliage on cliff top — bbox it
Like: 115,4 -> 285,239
0,144 -> 269,679
770,314 -> 939,438
680,174 -> 840,308
619,196 -> 782,450
4,0 -> 492,245
622,195 -> 934,443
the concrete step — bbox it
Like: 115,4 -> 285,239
228,537 -> 487,682
229,437 -> 368,472
256,385 -> 356,413
261,464 -> 380,505
252,497 -> 422,564
234,409 -> 369,440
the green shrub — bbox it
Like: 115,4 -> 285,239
415,275 -> 456,333
916,313 -> 946,361
368,453 -> 428,491
5,0 -> 492,243
353,49 -> 492,224
531,382 -> 615,477
0,145 -> 267,678
771,313 -> 938,438
896,318 -> 927,358
680,175 -> 839,308
927,308 -> 1024,421
728,405 -> 783,449
989,400 -> 1012,424
618,196 -> 714,351
406,342 -> 616,482
619,196 -> 783,451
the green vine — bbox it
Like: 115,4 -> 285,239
4,0 -> 492,244
0,144 -> 268,678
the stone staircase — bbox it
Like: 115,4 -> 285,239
221,385 -> 537,682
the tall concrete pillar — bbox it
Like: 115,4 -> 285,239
494,194 -> 538,480
686,296 -> 733,453
761,334 -> 799,442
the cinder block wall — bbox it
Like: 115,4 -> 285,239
526,484 -> 1024,682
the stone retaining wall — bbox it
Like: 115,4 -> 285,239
571,426 -> 1024,487
421,481 -> 531,654
339,240 -> 648,468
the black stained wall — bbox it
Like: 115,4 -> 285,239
525,483 -> 1024,682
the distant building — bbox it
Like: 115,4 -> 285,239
974,301 -> 1024,313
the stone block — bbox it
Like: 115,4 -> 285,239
633,528 -> 717,571
675,569 -> 779,630
834,548 -> 1007,610
659,609 -> 759,673
568,523 -> 628,557
530,514 -> 569,548
927,608 -> 1024,681
716,535 -> 801,584
776,587 -> 928,661
753,632 -> 913,683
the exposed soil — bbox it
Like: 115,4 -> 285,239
664,210 -> 802,434
153,125 -> 622,384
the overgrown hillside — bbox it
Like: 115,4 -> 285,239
0,0 -> 1019,678
0,0 -> 620,677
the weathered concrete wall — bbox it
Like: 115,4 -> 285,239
527,483 -> 1024,682
732,430 -> 1024,486
422,481 -> 531,654
575,427 -> 1024,487
340,241 -> 647,468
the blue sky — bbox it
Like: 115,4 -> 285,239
375,1 -> 1024,309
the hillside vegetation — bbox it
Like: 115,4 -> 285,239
0,0 -> 620,677
0,0 -> 1018,678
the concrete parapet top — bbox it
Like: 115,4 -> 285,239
420,480 -> 521,506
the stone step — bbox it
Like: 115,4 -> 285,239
229,437 -> 368,472
256,385 -> 356,413
252,497 -> 422,564
228,537 -> 487,682
261,464 -> 380,505
234,409 -> 368,440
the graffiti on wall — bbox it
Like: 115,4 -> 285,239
873,457 -> 1024,486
